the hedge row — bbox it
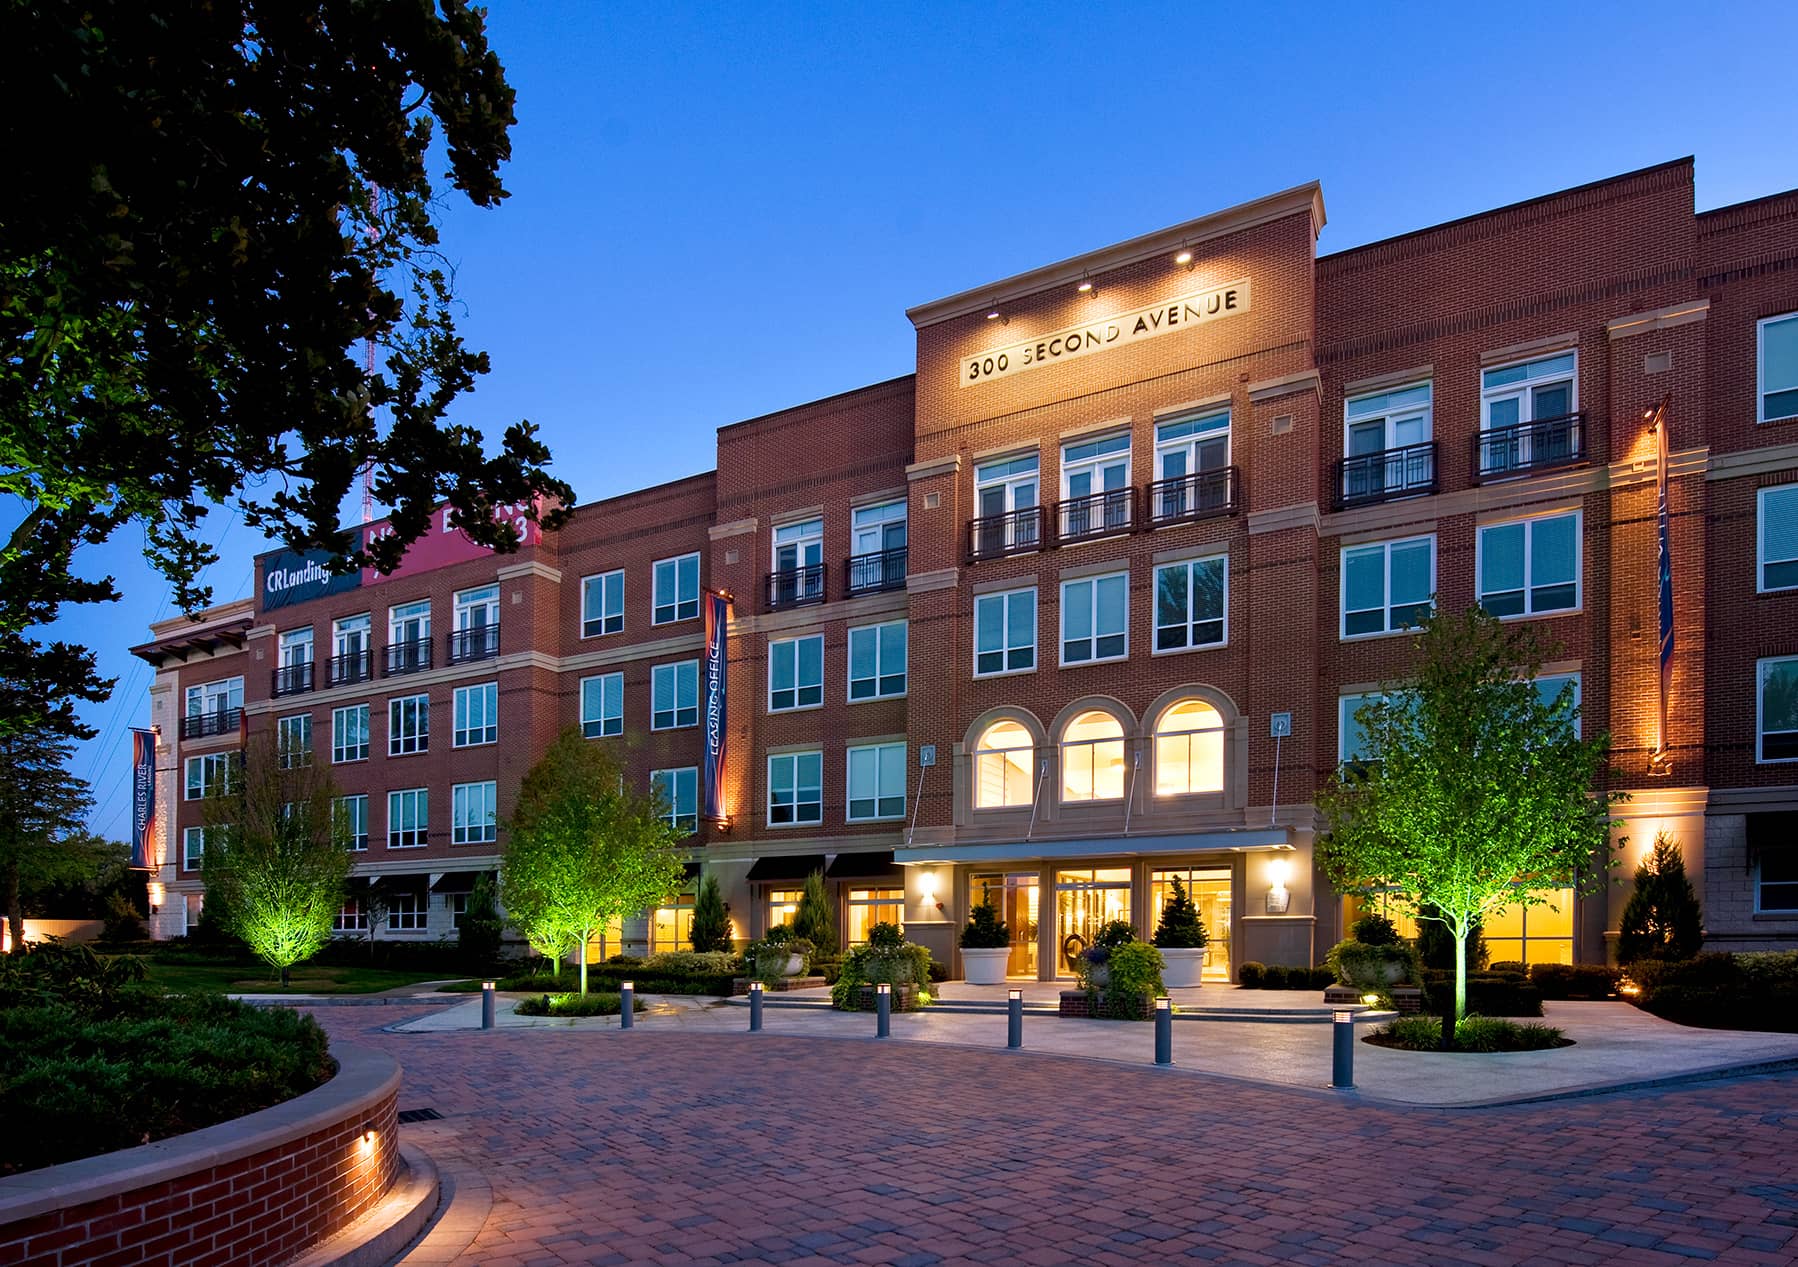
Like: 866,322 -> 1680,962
1630,951 -> 1798,1033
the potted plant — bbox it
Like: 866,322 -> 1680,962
959,899 -> 1011,985
1069,931 -> 1167,1020
1081,920 -> 1136,989
1152,877 -> 1210,988
751,924 -> 814,981
831,922 -> 934,1011
1325,912 -> 1421,993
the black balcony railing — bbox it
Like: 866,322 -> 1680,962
766,564 -> 827,610
1473,412 -> 1587,482
1146,467 -> 1241,527
270,662 -> 314,698
967,506 -> 1045,561
844,546 -> 908,596
384,638 -> 433,677
180,708 -> 242,740
327,649 -> 373,687
1056,487 -> 1136,545
1332,441 -> 1438,510
447,624 -> 500,664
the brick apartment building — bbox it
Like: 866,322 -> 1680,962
131,157 -> 1798,979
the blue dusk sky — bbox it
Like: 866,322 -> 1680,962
37,0 -> 1798,837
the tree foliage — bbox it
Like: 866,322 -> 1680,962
501,729 -> 687,995
689,873 -> 732,953
0,727 -> 97,954
793,869 -> 838,956
1616,832 -> 1703,965
200,733 -> 349,985
457,872 -> 504,968
0,1 -> 573,739
1317,608 -> 1621,1025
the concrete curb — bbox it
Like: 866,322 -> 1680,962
393,1152 -> 494,1264
287,1141 -> 440,1267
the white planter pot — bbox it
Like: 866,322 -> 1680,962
1160,947 -> 1206,989
961,947 -> 1011,986
782,952 -> 806,977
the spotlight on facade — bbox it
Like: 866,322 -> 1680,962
1174,250 -> 1193,266
1077,279 -> 1093,293
985,309 -> 1001,321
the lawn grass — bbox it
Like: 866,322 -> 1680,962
141,959 -> 467,995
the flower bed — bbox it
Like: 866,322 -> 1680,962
1367,1015 -> 1571,1052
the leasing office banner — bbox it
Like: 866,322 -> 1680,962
701,591 -> 730,822
130,728 -> 156,870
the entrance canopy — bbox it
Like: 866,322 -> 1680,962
894,829 -> 1292,867
745,854 -> 828,883
825,850 -> 905,882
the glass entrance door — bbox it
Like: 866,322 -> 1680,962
1054,868 -> 1132,975
1150,866 -> 1233,982
971,871 -> 1040,978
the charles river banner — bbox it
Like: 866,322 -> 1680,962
701,591 -> 730,822
129,728 -> 156,870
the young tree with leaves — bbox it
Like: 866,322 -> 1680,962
0,2 -> 573,740
1616,832 -> 1703,964
502,730 -> 687,995
201,732 -> 349,986
0,727 -> 97,953
1318,608 -> 1622,1026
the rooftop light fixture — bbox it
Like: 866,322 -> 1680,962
1077,279 -> 1094,293
1174,250 -> 1194,266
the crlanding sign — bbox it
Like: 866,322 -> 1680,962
961,279 -> 1250,388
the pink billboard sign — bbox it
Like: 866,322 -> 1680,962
362,500 -> 542,586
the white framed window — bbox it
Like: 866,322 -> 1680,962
581,672 -> 623,738
582,569 -> 624,637
652,552 -> 700,624
388,788 -> 428,848
1341,536 -> 1435,638
452,781 -> 498,845
769,634 -> 824,712
1760,312 -> 1798,424
1060,711 -> 1125,803
1759,485 -> 1798,592
277,626 -> 314,667
851,500 -> 907,556
773,517 -> 824,571
1759,656 -> 1798,763
651,660 -> 698,730
652,767 -> 698,835
1535,673 -> 1582,739
1059,433 -> 1132,538
1153,555 -> 1226,652
388,693 -> 429,755
388,599 -> 431,645
1344,382 -> 1431,456
1060,572 -> 1128,665
848,621 -> 907,700
768,751 -> 823,826
974,587 -> 1036,677
334,900 -> 369,934
276,714 -> 312,767
1155,411 -> 1231,478
455,583 -> 498,629
847,887 -> 904,945
184,752 -> 235,800
973,720 -> 1035,809
973,453 -> 1041,554
333,613 -> 371,663
1759,850 -> 1798,914
453,682 -> 498,747
184,676 -> 243,720
182,826 -> 209,870
1481,350 -> 1577,468
331,704 -> 369,763
1338,692 -> 1384,765
846,742 -> 906,821
387,892 -> 426,932
1478,511 -> 1581,618
1153,699 -> 1226,796
333,795 -> 369,852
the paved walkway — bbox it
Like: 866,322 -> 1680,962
310,1003 -> 1798,1266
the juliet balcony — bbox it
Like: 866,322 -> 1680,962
1473,412 -> 1588,483
766,563 -> 827,611
447,625 -> 500,665
1331,441 -> 1438,511
844,546 -> 908,596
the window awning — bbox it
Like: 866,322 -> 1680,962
745,854 -> 828,883
429,871 -> 494,894
894,829 -> 1292,866
683,860 -> 704,881
825,850 -> 904,882
1746,812 -> 1798,867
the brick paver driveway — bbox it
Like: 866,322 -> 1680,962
318,1006 -> 1798,1266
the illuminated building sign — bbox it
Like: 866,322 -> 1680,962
962,279 -> 1250,388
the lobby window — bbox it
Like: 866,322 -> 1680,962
848,620 -> 906,700
581,672 -> 624,738
651,897 -> 694,954
651,660 -> 699,730
1759,852 -> 1798,914
769,888 -> 803,928
1154,555 -> 1226,652
848,887 -> 904,946
388,891 -> 426,933
974,719 -> 1035,809
1341,536 -> 1434,638
182,826 -> 210,871
389,693 -> 429,756
1759,656 -> 1798,763
277,713 -> 313,767
452,781 -> 498,845
334,900 -> 369,934
453,682 -> 499,747
769,634 -> 824,711
334,794 -> 369,852
332,704 -> 369,763
1345,382 -> 1431,456
1478,511 -> 1580,618
1060,711 -> 1125,803
582,568 -> 624,637
1060,572 -> 1128,665
1482,888 -> 1574,966
1759,485 -> 1798,592
651,767 -> 698,835
1153,699 -> 1224,796
768,751 -> 823,826
1482,352 -> 1576,431
846,742 -> 906,822
388,788 -> 428,848
652,552 -> 700,624
1060,432 -> 1132,538
184,752 -> 235,800
974,587 -> 1036,677
1760,312 -> 1798,424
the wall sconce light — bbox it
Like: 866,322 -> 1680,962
1265,857 -> 1292,915
918,870 -> 943,911
985,309 -> 1006,324
360,1123 -> 378,1155
1076,277 -> 1094,295
1174,249 -> 1194,268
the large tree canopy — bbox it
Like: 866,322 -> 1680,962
0,726 -> 98,953
0,1 -> 572,738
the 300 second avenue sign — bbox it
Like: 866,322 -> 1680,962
962,279 -> 1250,387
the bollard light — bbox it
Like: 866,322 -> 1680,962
1154,995 -> 1173,1066
748,980 -> 764,1032
1331,1008 -> 1356,1090
480,980 -> 497,1031
620,980 -> 635,1030
876,982 -> 891,1039
1007,988 -> 1023,1050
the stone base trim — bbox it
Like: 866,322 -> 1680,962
1058,990 -> 1156,1020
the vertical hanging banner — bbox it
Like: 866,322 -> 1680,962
130,728 -> 157,870
701,591 -> 731,822
1655,403 -> 1675,760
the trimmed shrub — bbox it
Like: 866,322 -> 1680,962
793,870 -> 838,955
1629,951 -> 1798,1032
1421,968 -> 1543,1017
1349,912 -> 1400,946
831,935 -> 933,1009
1372,1014 -> 1567,1052
1237,962 -> 1266,988
513,991 -> 641,1018
689,874 -> 733,953
1074,940 -> 1166,1019
1530,963 -> 1620,1000
1261,964 -> 1290,989
960,900 -> 1010,949
1617,833 -> 1704,965
1152,878 -> 1209,949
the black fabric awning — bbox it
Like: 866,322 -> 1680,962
683,860 -> 703,881
745,854 -> 827,883
825,850 -> 904,882
1746,812 -> 1798,867
429,871 -> 493,894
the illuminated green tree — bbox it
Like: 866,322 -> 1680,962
1318,608 -> 1621,1028
201,732 -> 349,986
502,730 -> 687,995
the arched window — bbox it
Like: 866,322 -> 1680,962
1154,698 -> 1224,796
1061,710 -> 1125,802
974,720 -> 1035,808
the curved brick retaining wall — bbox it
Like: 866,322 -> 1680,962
0,1042 -> 401,1267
